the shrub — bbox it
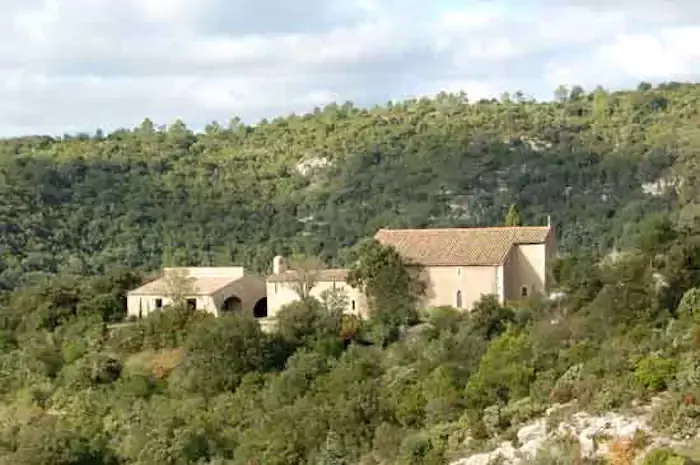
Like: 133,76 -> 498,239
423,306 -> 463,334
635,355 -> 678,391
168,314 -> 269,396
642,447 -> 694,465
677,288 -> 700,323
398,432 -> 441,465
276,298 -> 343,352
465,330 -> 535,408
468,295 -> 515,340
651,394 -> 700,440
502,397 -> 546,427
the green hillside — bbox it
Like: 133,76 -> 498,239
2,82 -> 700,464
2,82 -> 699,291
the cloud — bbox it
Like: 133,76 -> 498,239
0,0 -> 699,136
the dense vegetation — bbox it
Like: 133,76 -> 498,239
3,81 -> 700,291
2,81 -> 700,464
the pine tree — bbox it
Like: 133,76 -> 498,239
505,204 -> 523,226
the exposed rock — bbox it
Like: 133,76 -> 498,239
296,156 -> 331,176
451,441 -> 518,465
449,401 -> 696,465
641,177 -> 680,197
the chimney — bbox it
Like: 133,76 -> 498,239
273,255 -> 287,275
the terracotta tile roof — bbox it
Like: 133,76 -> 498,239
128,276 -> 240,296
374,226 -> 551,266
267,268 -> 349,283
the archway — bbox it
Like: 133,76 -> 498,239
221,296 -> 242,313
253,297 -> 268,318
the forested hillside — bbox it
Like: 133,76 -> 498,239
3,82 -> 699,291
3,82 -> 700,465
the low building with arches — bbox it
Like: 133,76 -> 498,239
126,267 -> 267,319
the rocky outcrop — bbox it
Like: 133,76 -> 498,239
450,401 -> 694,465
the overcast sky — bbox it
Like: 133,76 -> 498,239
1,0 -> 699,137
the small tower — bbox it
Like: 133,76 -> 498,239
272,255 -> 287,275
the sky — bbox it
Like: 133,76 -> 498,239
1,0 -> 700,137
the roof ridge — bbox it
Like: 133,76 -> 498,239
128,275 -> 242,296
377,225 -> 551,233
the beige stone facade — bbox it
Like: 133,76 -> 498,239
265,256 -> 368,319
124,225 -> 556,325
375,225 -> 556,311
126,267 -> 267,319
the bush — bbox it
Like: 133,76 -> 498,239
168,314 -> 269,396
468,295 -> 515,340
276,298 -> 343,353
423,306 -> 463,334
502,397 -> 546,428
643,447 -> 695,465
635,355 -> 678,391
651,394 -> 700,440
398,432 -> 443,465
677,288 -> 700,320
465,330 -> 535,409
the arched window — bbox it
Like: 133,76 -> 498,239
456,290 -> 463,308
521,286 -> 529,297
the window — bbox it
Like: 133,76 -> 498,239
457,267 -> 461,276
274,283 -> 278,294
155,298 -> 163,309
456,290 -> 463,308
521,286 -> 529,297
351,300 -> 356,311
332,281 -> 336,290
186,298 -> 197,310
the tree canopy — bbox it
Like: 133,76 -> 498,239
1,81 -> 697,290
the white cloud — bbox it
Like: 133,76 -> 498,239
0,0 -> 699,136
599,27 -> 700,78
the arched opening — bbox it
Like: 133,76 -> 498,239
253,297 -> 268,318
456,290 -> 463,308
222,296 -> 242,313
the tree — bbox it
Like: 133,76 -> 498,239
554,85 -> 569,103
162,268 -> 196,308
469,295 -> 515,340
569,85 -> 585,100
347,239 -> 425,345
464,329 -> 535,408
288,253 -> 326,300
505,204 -> 523,226
169,313 -> 268,396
